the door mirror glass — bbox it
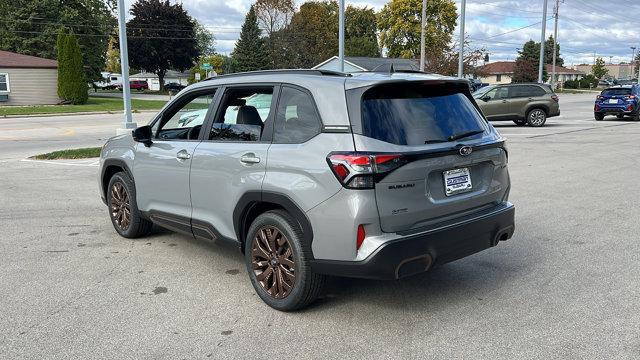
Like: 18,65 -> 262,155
132,125 -> 153,146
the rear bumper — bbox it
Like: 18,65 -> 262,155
595,104 -> 637,115
310,203 -> 515,280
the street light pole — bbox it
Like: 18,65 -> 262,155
420,0 -> 427,71
458,0 -> 466,78
116,0 -> 136,134
338,0 -> 345,72
551,0 -> 559,90
538,0 -> 548,83
631,46 -> 636,80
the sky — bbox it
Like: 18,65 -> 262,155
124,0 -> 640,67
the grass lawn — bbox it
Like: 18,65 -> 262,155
0,97 -> 166,116
32,147 -> 102,160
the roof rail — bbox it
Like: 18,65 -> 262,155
204,69 -> 351,81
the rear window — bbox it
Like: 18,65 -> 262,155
602,88 -> 631,96
360,85 -> 486,146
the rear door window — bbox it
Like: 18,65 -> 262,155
360,84 -> 487,146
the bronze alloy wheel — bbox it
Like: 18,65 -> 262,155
110,182 -> 131,230
251,226 -> 296,299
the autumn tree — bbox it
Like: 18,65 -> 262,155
283,1 -> 339,68
105,36 -> 121,73
592,57 -> 608,79
345,6 -> 380,57
125,0 -> 199,91
255,0 -> 295,69
233,6 -> 269,72
377,0 -> 457,59
512,59 -> 538,83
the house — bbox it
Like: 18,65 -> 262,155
130,70 -> 190,91
574,63 -> 636,80
0,50 -> 59,105
478,61 -> 584,85
313,56 -> 419,73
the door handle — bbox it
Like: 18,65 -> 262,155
176,149 -> 191,160
240,153 -> 260,164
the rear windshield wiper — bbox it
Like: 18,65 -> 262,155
424,139 -> 448,144
448,129 -> 484,142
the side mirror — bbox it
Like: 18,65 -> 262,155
482,96 -> 491,102
132,125 -> 153,147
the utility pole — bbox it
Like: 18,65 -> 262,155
538,0 -> 548,83
338,0 -> 345,72
116,0 -> 136,134
458,0 -> 466,78
551,0 -> 559,89
631,46 -> 636,79
420,0 -> 427,71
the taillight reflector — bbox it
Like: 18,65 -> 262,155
356,224 -> 365,250
327,152 -> 406,189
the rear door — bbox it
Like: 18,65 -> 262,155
351,82 -> 510,233
507,85 -> 532,117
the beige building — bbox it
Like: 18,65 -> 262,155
477,61 -> 584,85
574,63 -> 636,80
0,50 -> 59,106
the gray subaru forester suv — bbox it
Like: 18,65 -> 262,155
99,70 -> 515,311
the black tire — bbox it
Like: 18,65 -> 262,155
245,210 -> 326,311
633,112 -> 640,121
594,112 -> 604,121
526,108 -> 547,127
513,119 -> 527,126
107,172 -> 152,238
616,114 -> 625,119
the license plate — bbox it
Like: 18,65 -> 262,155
608,99 -> 618,104
443,168 -> 472,196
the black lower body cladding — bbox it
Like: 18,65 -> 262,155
311,203 -> 515,280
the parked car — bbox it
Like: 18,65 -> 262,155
99,70 -> 514,311
164,82 -> 186,92
594,85 -> 640,121
473,83 -> 560,127
118,80 -> 149,91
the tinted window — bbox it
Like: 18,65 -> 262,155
602,88 -> 632,96
274,87 -> 321,143
210,87 -> 274,142
361,85 -> 486,146
475,87 -> 507,100
153,90 -> 216,140
510,85 -> 544,98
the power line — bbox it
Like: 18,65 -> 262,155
472,18 -> 552,41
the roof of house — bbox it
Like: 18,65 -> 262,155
131,70 -> 190,78
314,56 -> 419,71
0,50 -> 58,69
479,61 -> 584,75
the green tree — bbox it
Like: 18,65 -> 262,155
125,0 -> 200,91
284,1 -> 339,68
512,59 -> 538,83
233,6 -> 269,72
194,21 -> 216,56
189,54 -> 228,83
255,0 -> 295,69
105,36 -> 121,74
592,57 -> 608,79
345,6 -> 380,57
0,0 -> 115,82
57,32 -> 88,104
545,36 -> 564,67
377,0 -> 457,59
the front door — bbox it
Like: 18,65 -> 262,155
134,89 -> 218,223
189,85 -> 279,242
480,87 -> 510,119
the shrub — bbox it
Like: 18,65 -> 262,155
57,31 -> 88,104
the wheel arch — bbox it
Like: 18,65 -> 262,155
233,191 -> 314,256
525,104 -> 549,117
101,159 -> 134,203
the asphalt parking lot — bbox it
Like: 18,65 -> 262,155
1,93 -> 639,359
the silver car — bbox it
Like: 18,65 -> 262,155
99,70 -> 515,311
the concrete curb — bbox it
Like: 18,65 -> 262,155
1,109 -> 159,119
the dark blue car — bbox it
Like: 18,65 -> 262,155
594,85 -> 640,121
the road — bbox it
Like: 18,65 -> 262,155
1,93 -> 639,359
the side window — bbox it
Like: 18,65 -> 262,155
273,87 -> 321,143
528,86 -> 546,97
0,74 -> 9,92
152,90 -> 216,140
509,86 -> 526,98
486,87 -> 508,100
209,87 -> 274,142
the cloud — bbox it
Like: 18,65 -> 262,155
123,0 -> 640,67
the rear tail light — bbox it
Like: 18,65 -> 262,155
551,94 -> 559,102
356,224 -> 365,250
327,153 -> 407,189
624,95 -> 637,100
597,95 -> 604,101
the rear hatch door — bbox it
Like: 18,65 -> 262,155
349,80 -> 510,233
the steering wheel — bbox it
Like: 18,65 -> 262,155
187,125 -> 202,140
